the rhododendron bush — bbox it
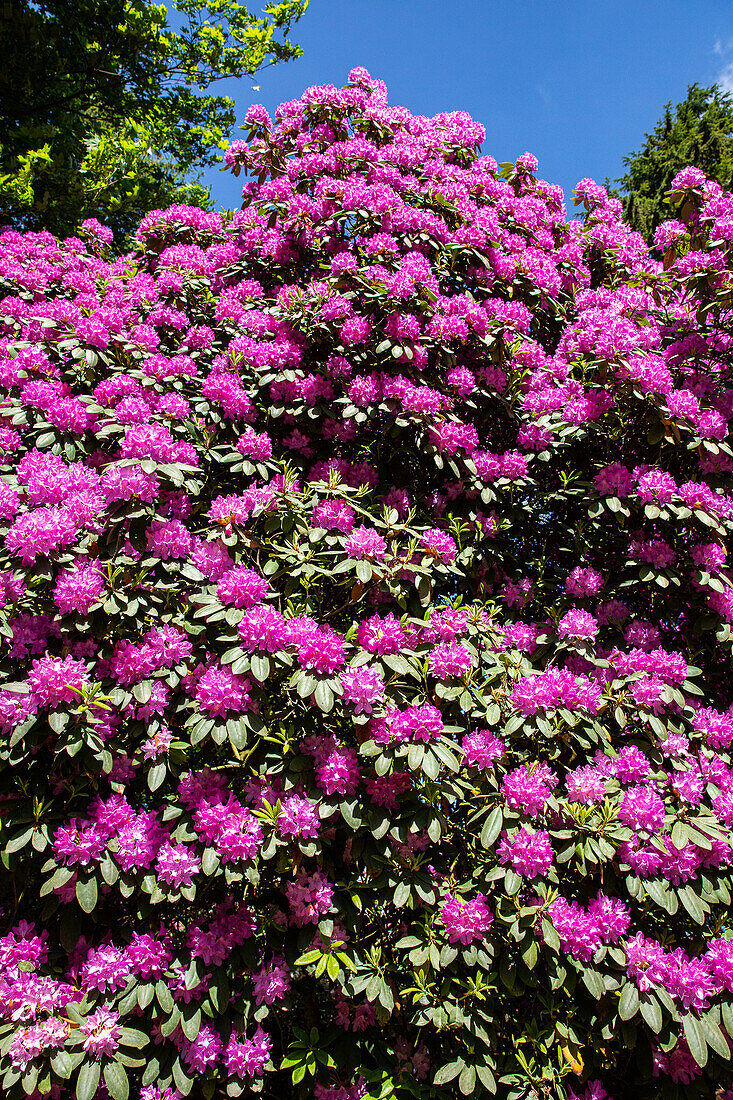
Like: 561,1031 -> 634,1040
4,68 -> 733,1100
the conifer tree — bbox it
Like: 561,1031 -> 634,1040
617,82 -> 733,241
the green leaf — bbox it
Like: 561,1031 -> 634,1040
5,828 -> 33,854
336,951 -> 356,973
459,1065 -> 477,1095
376,981 -> 394,1012
721,999 -> 733,1038
700,1013 -> 729,1059
476,1064 -> 497,1092
503,871 -> 521,895
421,749 -> 440,781
75,877 -> 98,914
393,882 -> 410,907
522,938 -> 539,970
50,1051 -> 72,1079
76,1062 -> 101,1100
314,679 -> 334,713
683,1013 -> 708,1068
639,994 -> 663,1033
172,1057 -> 193,1095
356,560 -> 373,582
541,918 -> 560,952
434,1061 -> 464,1085
103,1062 -> 129,1100
48,711 -> 69,733
156,981 -> 174,1013
201,847 -> 220,876
132,681 -> 152,704
250,654 -> 270,682
181,1008 -> 201,1041
645,879 -> 675,913
210,971 -> 230,1014
292,1063 -> 307,1084
119,1029 -> 149,1048
581,967 -> 605,1000
365,974 -> 381,1002
340,800 -> 362,828
679,885 -> 707,925
297,673 -> 317,698
295,950 -> 322,967
432,739 -> 460,771
227,718 -> 247,749
383,653 -> 409,675
147,763 -> 166,791
480,806 -> 503,848
618,982 -> 639,1021
407,744 -> 424,770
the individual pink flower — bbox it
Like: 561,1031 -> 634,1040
285,871 -> 334,926
277,794 -> 320,839
340,665 -> 385,714
565,566 -> 604,597
356,613 -> 408,654
81,1008 -> 121,1058
5,508 -> 78,562
428,642 -> 473,678
419,528 -> 457,563
635,469 -> 676,504
180,1022 -> 223,1072
462,728 -> 505,768
497,827 -> 553,878
618,784 -> 666,833
252,956 -> 290,1005
28,655 -> 89,708
216,565 -> 268,608
237,429 -> 273,460
439,892 -> 493,944
238,604 -> 287,652
53,562 -> 104,614
314,744 -> 360,796
502,763 -> 558,817
386,704 -> 443,743
558,608 -> 598,642
344,525 -> 387,560
293,622 -> 346,674
194,665 -> 254,716
224,1027 -> 272,1079
312,499 -> 356,533
156,841 -> 201,890
565,766 -> 607,804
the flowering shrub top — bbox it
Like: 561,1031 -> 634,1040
1,69 -> 733,1100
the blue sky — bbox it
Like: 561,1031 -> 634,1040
201,0 -> 733,212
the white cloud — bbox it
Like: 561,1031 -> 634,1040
719,62 -> 733,94
715,37 -> 724,56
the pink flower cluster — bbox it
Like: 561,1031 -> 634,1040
439,892 -> 493,944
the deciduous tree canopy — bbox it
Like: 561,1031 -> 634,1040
0,0 -> 307,241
